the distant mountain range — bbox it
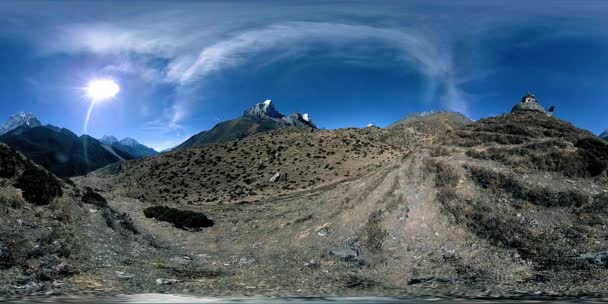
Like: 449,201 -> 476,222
177,100 -> 315,149
100,135 -> 158,158
601,130 -> 608,140
0,112 -> 156,177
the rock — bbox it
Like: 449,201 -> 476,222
573,251 -> 608,265
316,223 -> 331,237
329,248 -> 359,261
115,271 -> 135,279
317,228 -> 328,237
54,263 -> 74,275
170,256 -> 192,265
304,259 -> 318,268
156,278 -> 180,285
14,281 -> 41,290
237,257 -> 256,266
269,172 -> 288,183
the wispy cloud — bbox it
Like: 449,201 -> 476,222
42,20 -> 468,123
11,1 -> 605,134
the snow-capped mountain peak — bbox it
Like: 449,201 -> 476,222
119,137 -> 140,147
97,135 -> 158,158
244,99 -> 284,119
600,130 -> 608,140
0,112 -> 42,136
302,113 -> 310,122
263,99 -> 272,110
100,135 -> 119,145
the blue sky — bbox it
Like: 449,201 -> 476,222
1,0 -> 608,150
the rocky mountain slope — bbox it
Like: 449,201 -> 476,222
381,111 -> 472,148
3,94 -> 608,298
80,127 -> 399,205
0,112 -> 41,136
72,96 -> 608,298
100,136 -> 158,158
176,100 -> 316,149
0,143 -> 198,297
0,126 -> 132,178
0,113 -> 156,177
601,130 -> 608,140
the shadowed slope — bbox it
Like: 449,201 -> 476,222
0,126 -> 130,177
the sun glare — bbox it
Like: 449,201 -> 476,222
85,79 -> 120,102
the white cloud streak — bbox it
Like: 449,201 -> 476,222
44,21 -> 468,123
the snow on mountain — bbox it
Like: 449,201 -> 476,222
601,130 -> 608,140
178,100 -> 316,149
243,100 -> 316,129
98,135 -> 158,158
244,99 -> 284,119
100,135 -> 119,145
0,112 -> 42,136
119,137 -> 140,147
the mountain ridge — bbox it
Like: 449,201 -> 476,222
0,113 -> 153,177
70,93 -> 608,296
100,135 -> 158,158
177,99 -> 316,150
1,93 -> 608,296
0,112 -> 42,136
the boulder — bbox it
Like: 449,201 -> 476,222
329,248 -> 359,261
156,278 -> 180,285
115,271 -> 135,280
573,251 -> 608,265
269,172 -> 288,183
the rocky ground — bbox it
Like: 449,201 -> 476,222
1,111 -> 608,299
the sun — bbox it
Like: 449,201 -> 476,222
85,79 -> 120,102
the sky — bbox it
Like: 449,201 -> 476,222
1,0 -> 608,151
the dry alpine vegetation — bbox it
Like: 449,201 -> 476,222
80,127 -> 400,205
2,100 -> 608,299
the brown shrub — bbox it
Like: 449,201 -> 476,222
0,227 -> 31,270
361,211 -> 388,252
423,158 -> 459,188
15,167 -> 63,205
466,166 -> 589,208
466,138 -> 608,178
429,146 -> 451,157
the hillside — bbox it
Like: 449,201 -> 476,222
0,143 -> 224,297
72,104 -> 608,297
3,97 -> 608,298
177,100 -> 315,149
80,127 -> 400,204
0,113 -> 160,177
0,126 -> 131,177
100,136 -> 158,158
381,111 -> 472,148
425,110 -> 608,287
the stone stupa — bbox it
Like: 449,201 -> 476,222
511,92 -> 546,113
